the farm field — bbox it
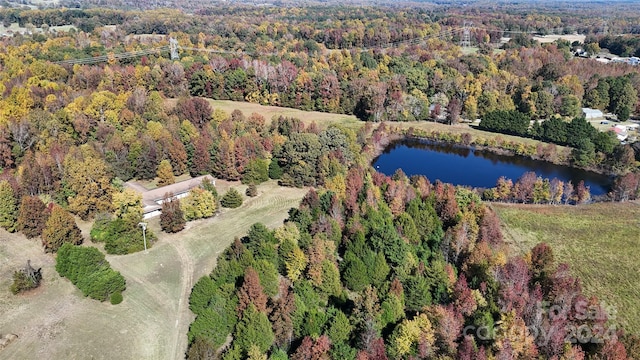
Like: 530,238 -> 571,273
0,180 -> 307,360
493,201 -> 640,335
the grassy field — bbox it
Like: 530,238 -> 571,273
0,180 -> 307,359
166,99 -> 573,155
493,201 -> 640,335
165,99 -> 362,130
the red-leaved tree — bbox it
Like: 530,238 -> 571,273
236,267 -> 268,315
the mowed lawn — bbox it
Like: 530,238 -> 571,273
0,181 -> 307,360
493,202 -> 640,335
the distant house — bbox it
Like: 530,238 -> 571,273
610,125 -> 629,142
125,175 -> 216,219
582,108 -> 604,120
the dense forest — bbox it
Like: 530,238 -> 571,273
187,166 -> 638,359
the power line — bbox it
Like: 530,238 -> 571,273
460,22 -> 472,48
50,26 -> 482,66
55,45 -> 170,65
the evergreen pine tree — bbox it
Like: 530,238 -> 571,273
0,180 -> 18,232
221,188 -> 243,208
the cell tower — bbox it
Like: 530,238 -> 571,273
170,38 -> 179,60
460,21 -> 472,48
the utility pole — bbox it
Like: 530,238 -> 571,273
170,38 -> 179,60
138,222 -> 148,253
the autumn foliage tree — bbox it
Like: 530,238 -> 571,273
16,196 -> 49,238
237,267 -> 268,315
160,193 -> 186,233
63,146 -> 114,220
174,97 -> 212,129
270,279 -> 296,349
156,159 -> 175,186
181,187 -> 216,220
291,335 -> 331,360
41,205 -> 83,253
111,188 -> 143,226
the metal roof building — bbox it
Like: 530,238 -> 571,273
582,108 -> 604,120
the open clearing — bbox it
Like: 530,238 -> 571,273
166,99 -> 572,155
533,34 -> 586,44
165,99 -> 362,130
493,201 -> 640,335
0,180 -> 307,360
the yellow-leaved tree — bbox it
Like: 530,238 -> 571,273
111,188 -> 143,226
84,90 -> 127,128
390,313 -> 436,358
180,187 -> 216,221
156,159 -> 175,186
284,246 -> 307,283
64,145 -> 114,220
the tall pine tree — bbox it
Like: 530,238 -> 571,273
0,180 -> 18,232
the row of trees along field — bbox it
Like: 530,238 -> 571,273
478,110 -> 626,169
187,168 -> 640,359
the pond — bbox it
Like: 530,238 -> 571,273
372,138 -> 613,196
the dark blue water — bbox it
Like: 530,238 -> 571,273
373,139 -> 613,195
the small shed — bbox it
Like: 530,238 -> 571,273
582,108 -> 604,120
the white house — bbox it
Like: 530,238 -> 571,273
125,175 -> 216,219
582,108 -> 604,120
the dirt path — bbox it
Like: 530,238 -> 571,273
170,240 -> 194,360
0,181 -> 307,360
